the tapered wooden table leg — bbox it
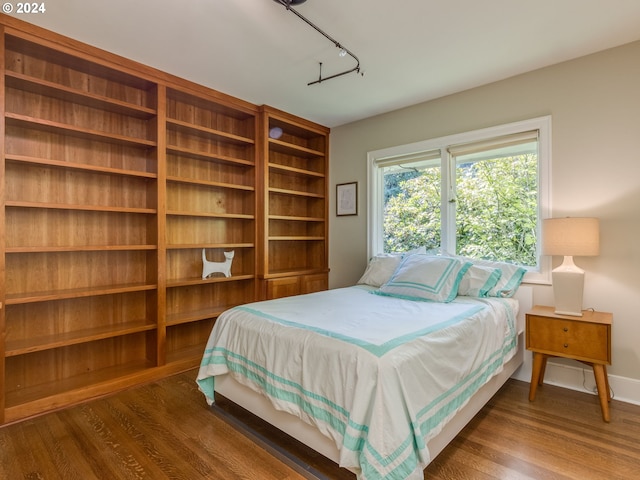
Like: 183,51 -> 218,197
529,352 -> 547,401
592,364 -> 610,422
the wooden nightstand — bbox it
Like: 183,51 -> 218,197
526,305 -> 613,422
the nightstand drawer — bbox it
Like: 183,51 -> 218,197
527,315 -> 610,363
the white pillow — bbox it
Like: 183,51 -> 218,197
357,247 -> 427,287
376,254 -> 471,303
449,255 -> 526,298
357,254 -> 402,287
457,264 -> 502,297
476,259 -> 526,297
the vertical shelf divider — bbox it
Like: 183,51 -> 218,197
0,24 -> 7,425
155,83 -> 168,367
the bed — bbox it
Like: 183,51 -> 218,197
197,254 -> 532,479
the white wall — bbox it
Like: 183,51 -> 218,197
329,41 -> 640,389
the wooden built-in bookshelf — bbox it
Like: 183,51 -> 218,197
0,14 -> 329,425
259,106 -> 329,299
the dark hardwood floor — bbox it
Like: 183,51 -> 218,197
1,369 -> 638,479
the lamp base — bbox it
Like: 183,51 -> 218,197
552,262 -> 584,317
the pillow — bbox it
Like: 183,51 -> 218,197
357,247 -> 427,287
449,255 -> 526,298
475,259 -> 526,297
357,254 -> 402,287
376,254 -> 471,303
457,264 -> 502,297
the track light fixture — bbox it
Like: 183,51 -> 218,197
272,0 -> 364,85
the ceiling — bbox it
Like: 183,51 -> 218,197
8,0 -> 640,127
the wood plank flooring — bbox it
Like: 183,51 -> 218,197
1,369 -> 639,479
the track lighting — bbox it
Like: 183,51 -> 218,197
272,0 -> 364,85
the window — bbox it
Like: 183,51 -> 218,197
367,117 -> 551,283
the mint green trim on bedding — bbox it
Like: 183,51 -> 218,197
234,304 -> 484,357
416,343 -> 508,438
199,346 -> 369,451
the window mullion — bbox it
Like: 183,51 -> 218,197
441,149 -> 456,254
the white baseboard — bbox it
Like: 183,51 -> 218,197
512,359 -> 640,406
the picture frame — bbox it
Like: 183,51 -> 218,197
336,182 -> 358,216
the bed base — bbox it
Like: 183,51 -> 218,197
214,286 -> 532,474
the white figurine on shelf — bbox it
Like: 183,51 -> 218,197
202,249 -> 234,279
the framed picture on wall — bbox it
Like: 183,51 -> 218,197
336,182 -> 358,216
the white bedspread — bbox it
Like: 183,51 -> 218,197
197,285 -> 518,480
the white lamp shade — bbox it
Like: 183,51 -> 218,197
542,217 -> 599,257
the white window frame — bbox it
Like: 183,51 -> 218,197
367,116 -> 552,284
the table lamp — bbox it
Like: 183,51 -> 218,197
542,217 -> 599,316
